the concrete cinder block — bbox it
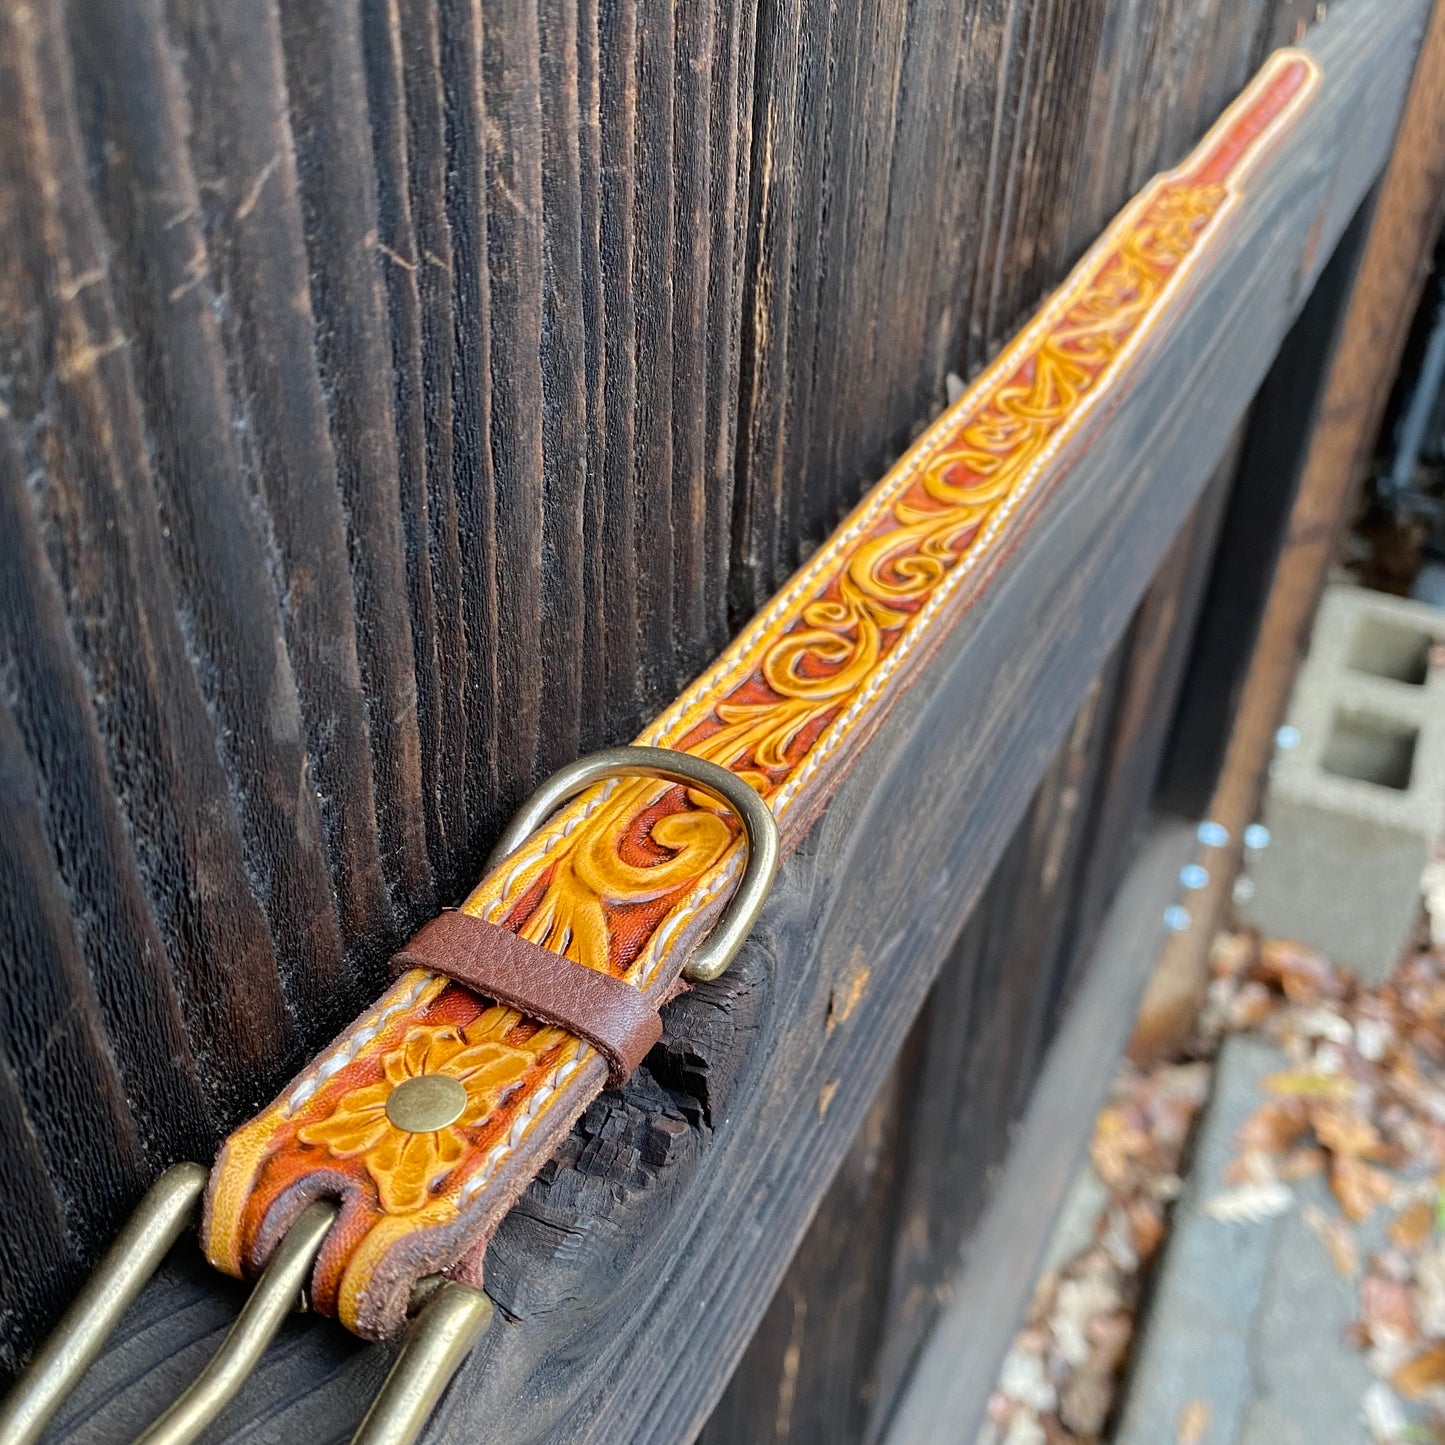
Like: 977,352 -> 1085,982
1237,583 -> 1445,982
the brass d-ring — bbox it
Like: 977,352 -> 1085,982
486,745 -> 780,983
0,1169 -> 489,1445
351,1282 -> 492,1445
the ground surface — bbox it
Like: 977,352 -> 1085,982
975,931 -> 1445,1445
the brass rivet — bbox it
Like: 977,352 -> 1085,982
385,1075 -> 467,1133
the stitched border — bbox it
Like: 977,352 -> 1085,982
203,50 -> 1322,1335
432,46 -> 1321,1221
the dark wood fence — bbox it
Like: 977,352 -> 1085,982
0,0 -> 1389,1425
699,460 -> 1235,1443
702,188 -> 1387,1444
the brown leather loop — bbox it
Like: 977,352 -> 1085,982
390,912 -> 662,1087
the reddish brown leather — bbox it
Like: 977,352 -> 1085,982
390,912 -> 662,1087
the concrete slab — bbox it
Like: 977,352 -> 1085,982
1114,1034 -> 1383,1445
1237,1174 -> 1383,1445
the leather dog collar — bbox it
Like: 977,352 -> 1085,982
199,48 -> 1320,1344
0,49 -> 1322,1445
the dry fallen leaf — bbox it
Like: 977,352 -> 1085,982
997,1348 -> 1056,1413
1125,1197 -> 1166,1261
1176,1399 -> 1210,1445
1291,1005 -> 1355,1045
1001,1413 -> 1045,1445
1058,1367 -> 1112,1434
1331,1155 -> 1396,1223
1254,936 -> 1343,1001
1277,1146 -> 1327,1180
1236,1098 -> 1309,1155
1209,930 -> 1256,980
1392,1341 -> 1445,1400
1389,1198 -> 1435,1251
1359,1274 -> 1417,1341
1227,980 -> 1275,1031
1419,981 -> 1445,1025
1090,1106 -> 1143,1189
1086,1310 -> 1133,1371
1312,1103 -> 1387,1160
1263,1069 -> 1354,1101
1415,1243 -> 1445,1336
1303,1203 -> 1358,1278
1049,1268 -> 1122,1368
1355,1015 -> 1394,1063
1223,1151 -> 1277,1187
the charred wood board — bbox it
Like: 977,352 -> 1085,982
0,0 -> 1337,1377
880,820 -> 1199,1445
35,2 -> 1428,1441
705,644 -> 1132,1445
705,452 -> 1244,1445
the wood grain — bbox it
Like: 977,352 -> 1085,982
27,3 -> 1422,1432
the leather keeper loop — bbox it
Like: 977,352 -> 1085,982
390,912 -> 663,1088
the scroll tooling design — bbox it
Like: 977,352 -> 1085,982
205,50 -> 1319,1339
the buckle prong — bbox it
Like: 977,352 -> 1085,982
487,745 -> 780,983
351,1282 -> 493,1445
134,1199 -> 338,1445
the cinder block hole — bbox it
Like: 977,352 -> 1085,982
1347,615 -> 1432,685
1320,710 -> 1418,790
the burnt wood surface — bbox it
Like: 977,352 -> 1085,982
1158,198 -> 1376,818
21,4 -> 1429,1440
699,447 -> 1241,1445
882,819 -> 1199,1445
700,674 -> 1132,1445
0,0 -> 1345,1382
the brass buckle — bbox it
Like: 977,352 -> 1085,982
0,1186 -> 490,1445
486,744 -> 780,983
0,747 -> 774,1444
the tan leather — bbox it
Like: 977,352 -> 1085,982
390,913 -> 663,1087
202,48 -> 1323,1342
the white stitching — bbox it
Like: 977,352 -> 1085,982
456,1052 -> 586,1203
284,974 -> 434,1115
292,53 -> 1323,1204
483,778 -> 622,921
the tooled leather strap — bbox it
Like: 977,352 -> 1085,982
201,50 -> 1320,1342
389,914 -> 662,1088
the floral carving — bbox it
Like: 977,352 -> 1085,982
298,1010 -> 547,1214
203,51 -> 1321,1340
480,175 -> 1231,988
